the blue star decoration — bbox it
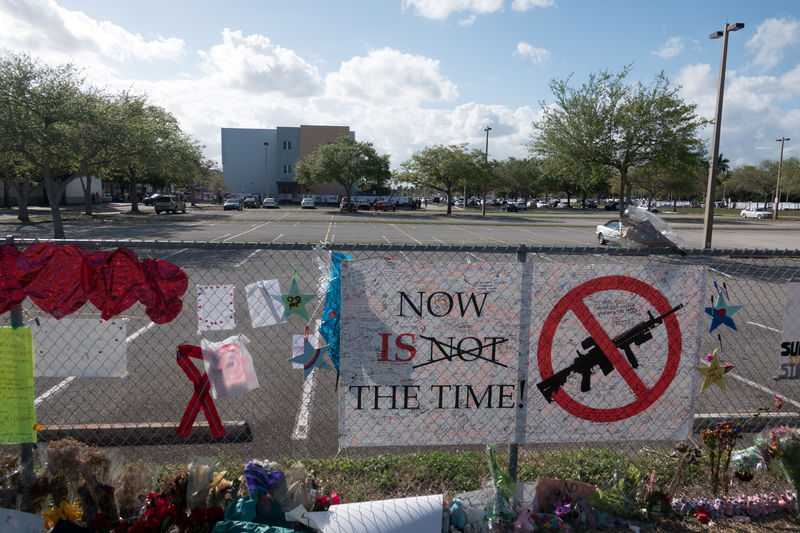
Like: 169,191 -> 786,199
281,273 -> 316,321
289,339 -> 330,379
704,293 -> 743,333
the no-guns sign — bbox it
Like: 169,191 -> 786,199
338,262 -> 705,446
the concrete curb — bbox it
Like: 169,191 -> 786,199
36,421 -> 251,446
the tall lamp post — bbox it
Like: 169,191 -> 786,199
483,126 -> 491,216
774,137 -> 790,219
702,22 -> 744,249
264,142 -> 269,198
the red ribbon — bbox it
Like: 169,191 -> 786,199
176,345 -> 226,439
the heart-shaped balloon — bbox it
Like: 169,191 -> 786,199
82,248 -> 148,320
0,245 -> 25,314
139,258 -> 189,324
16,243 -> 88,318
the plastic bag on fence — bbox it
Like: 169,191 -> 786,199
620,207 -> 685,254
0,451 -> 21,510
113,461 -> 155,523
484,445 -> 514,525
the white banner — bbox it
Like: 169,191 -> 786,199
779,281 -> 800,379
339,262 -> 705,446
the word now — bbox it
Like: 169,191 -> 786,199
398,291 -> 489,317
348,383 -> 521,410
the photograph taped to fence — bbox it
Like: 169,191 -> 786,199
338,261 -> 706,446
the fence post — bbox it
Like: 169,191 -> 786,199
510,244 -> 529,482
6,235 -> 35,511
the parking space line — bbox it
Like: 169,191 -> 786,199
453,225 -> 510,246
161,248 -> 187,260
747,321 -> 781,333
235,249 -> 262,268
292,369 -> 315,440
324,216 -> 334,243
728,372 -> 800,408
390,224 -> 423,244
271,234 -> 284,243
224,212 -> 291,241
709,267 -> 734,278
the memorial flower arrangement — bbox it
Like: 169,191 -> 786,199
700,420 -> 743,496
768,425 -> 800,492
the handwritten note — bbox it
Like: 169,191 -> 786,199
0,327 -> 37,444
0,508 -> 44,533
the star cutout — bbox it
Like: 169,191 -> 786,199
696,350 -> 731,392
281,273 -> 316,321
704,293 -> 743,333
289,339 -> 330,379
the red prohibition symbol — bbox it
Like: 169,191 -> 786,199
537,275 -> 682,422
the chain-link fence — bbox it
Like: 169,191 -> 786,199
1,239 -> 799,474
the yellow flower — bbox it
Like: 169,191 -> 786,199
43,500 -> 83,528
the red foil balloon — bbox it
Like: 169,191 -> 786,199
139,258 -> 189,324
82,248 -> 148,320
0,245 -> 25,314
16,243 -> 88,318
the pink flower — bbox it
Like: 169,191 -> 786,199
776,397 -> 784,411
330,492 -> 340,506
705,353 -> 714,362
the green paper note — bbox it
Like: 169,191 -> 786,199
0,327 -> 37,444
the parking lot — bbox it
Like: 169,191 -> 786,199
2,202 -> 800,250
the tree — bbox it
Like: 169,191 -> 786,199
530,66 -> 706,217
727,162 -> 779,207
0,53 -> 86,235
295,135 -> 390,208
401,144 -> 475,215
501,157 -> 541,204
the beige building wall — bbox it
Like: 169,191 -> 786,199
298,125 -> 352,196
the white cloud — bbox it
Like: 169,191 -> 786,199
511,0 -> 555,10
402,0 -> 503,20
746,17 -> 800,72
514,42 -> 550,64
0,0 -> 184,64
324,48 -> 459,103
652,37 -> 685,60
199,29 -> 322,96
459,14 -> 477,27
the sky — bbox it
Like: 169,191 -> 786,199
1,0 -> 799,171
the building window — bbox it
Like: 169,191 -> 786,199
283,141 -> 292,150
283,165 -> 293,174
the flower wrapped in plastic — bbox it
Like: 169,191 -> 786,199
768,426 -> 800,493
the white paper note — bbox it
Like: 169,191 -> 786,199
246,279 -> 286,328
30,317 -> 128,377
197,285 -> 236,331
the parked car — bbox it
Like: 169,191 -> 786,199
223,198 -> 242,211
339,199 -> 358,212
505,202 -> 520,212
604,201 -> 620,211
374,201 -> 396,211
100,193 -> 113,203
584,199 -> 598,208
357,199 -> 371,210
242,197 -> 258,208
740,207 -> 773,219
261,197 -> 278,208
300,197 -> 315,209
143,193 -> 159,205
596,219 -> 621,245
154,194 -> 186,214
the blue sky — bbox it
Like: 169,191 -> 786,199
1,0 -> 799,171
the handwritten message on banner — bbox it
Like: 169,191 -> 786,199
339,262 -> 705,446
0,327 -> 37,444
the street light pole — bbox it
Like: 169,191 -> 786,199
483,126 -> 491,216
774,137 -> 790,219
264,141 -> 269,198
702,22 -> 744,249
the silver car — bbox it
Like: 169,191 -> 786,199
740,207 -> 773,219
596,219 -> 621,245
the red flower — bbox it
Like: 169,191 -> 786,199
88,513 -> 112,532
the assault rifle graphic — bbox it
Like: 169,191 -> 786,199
537,303 -> 683,403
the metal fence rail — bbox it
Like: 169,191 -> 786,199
1,238 -> 799,471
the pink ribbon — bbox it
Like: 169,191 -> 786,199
176,344 -> 225,439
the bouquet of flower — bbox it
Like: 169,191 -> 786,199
768,426 -> 800,493
700,421 -> 743,495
